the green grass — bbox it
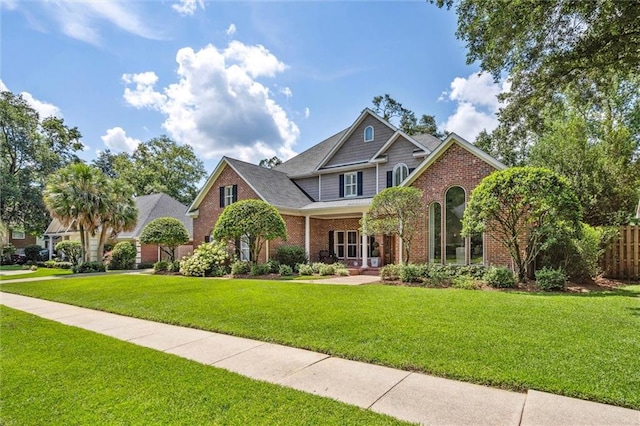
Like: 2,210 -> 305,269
0,306 -> 405,425
2,275 -> 640,409
0,265 -> 23,271
0,267 -> 73,280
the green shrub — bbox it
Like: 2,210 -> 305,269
154,261 -> 170,272
73,261 -> 106,274
109,241 -> 137,270
535,267 -> 566,291
297,263 -> 314,275
54,241 -> 82,266
180,240 -> 228,277
137,262 -> 154,269
453,275 -> 478,290
30,265 -> 38,271
311,262 -> 325,274
168,260 -> 180,273
43,260 -> 56,268
279,264 -> 293,276
426,268 -> 453,287
275,245 -> 307,269
24,244 -> 43,262
54,261 -> 73,269
1,242 -> 16,263
380,264 -> 402,281
231,260 -> 251,275
318,264 -> 335,276
454,265 -> 487,279
334,266 -> 350,276
484,266 -> 516,288
251,263 -> 271,276
400,264 -> 422,283
267,259 -> 281,274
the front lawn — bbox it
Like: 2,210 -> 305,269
2,275 -> 639,409
0,267 -> 73,281
0,306 -> 404,425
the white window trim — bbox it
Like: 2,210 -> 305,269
346,230 -> 358,258
240,236 -> 251,261
393,163 -> 409,186
364,126 -> 374,142
344,172 -> 357,197
11,230 -> 25,240
224,185 -> 234,207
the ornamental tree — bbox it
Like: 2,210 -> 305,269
361,186 -> 424,264
462,167 -> 582,282
139,217 -> 190,262
213,199 -> 287,264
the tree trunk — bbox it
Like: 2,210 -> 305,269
79,224 -> 87,264
97,226 -> 108,264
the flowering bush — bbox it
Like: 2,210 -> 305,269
180,240 -> 229,277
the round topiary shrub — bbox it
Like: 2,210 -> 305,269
483,266 -> 516,288
73,261 -> 106,274
275,245 -> 308,268
153,260 -> 170,272
109,241 -> 137,270
535,267 -> 566,291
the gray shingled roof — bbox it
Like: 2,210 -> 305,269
119,193 -> 193,239
411,133 -> 442,152
273,128 -> 348,177
225,158 -> 313,209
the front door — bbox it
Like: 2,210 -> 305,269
383,235 -> 395,265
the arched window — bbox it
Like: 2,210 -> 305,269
429,202 -> 442,263
393,163 -> 409,186
445,186 -> 466,264
364,126 -> 374,142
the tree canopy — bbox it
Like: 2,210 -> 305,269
139,217 -> 190,262
361,186 -> 424,264
1,91 -> 83,234
258,156 -> 282,169
213,199 -> 287,264
101,136 -> 206,206
462,167 -> 582,282
371,94 -> 444,137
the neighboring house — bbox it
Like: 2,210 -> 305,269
4,227 -> 44,258
44,193 -> 193,264
188,108 -> 511,268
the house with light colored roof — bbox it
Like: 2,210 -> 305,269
45,193 -> 193,265
188,108 -> 511,268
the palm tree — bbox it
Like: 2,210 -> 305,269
96,178 -> 138,261
44,163 -> 109,263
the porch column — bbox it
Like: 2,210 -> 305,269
265,240 -> 270,261
361,213 -> 368,268
304,215 -> 310,259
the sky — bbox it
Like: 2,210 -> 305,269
1,0 -> 508,173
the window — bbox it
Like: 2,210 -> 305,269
224,186 -> 234,206
393,163 -> 409,186
445,186 -> 466,264
429,202 -> 442,263
347,231 -> 358,258
220,185 -> 237,207
11,230 -> 25,240
335,231 -> 345,258
364,126 -> 374,142
240,236 -> 251,262
344,172 -> 357,197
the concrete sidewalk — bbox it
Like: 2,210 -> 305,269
1,292 -> 638,425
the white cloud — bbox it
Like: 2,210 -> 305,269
304,107 -> 310,119
226,23 -> 236,36
13,1 -> 163,46
100,127 -> 141,153
442,72 -> 509,141
172,0 -> 204,16
0,79 -> 62,118
279,87 -> 292,98
122,41 -> 299,163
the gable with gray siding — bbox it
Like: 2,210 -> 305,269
323,115 -> 395,168
377,136 -> 425,190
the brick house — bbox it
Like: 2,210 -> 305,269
188,108 -> 511,268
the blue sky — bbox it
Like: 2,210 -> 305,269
1,0 -> 508,172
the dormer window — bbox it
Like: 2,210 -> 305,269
364,126 -> 374,142
393,163 -> 409,186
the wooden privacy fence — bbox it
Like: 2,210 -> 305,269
601,226 -> 640,280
